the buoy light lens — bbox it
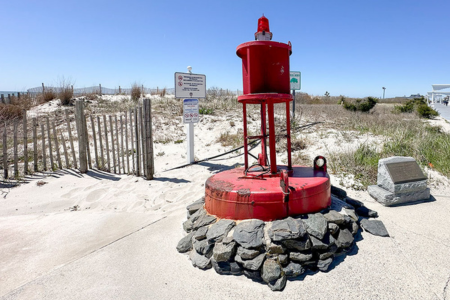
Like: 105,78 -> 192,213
257,16 -> 270,33
316,158 -> 325,167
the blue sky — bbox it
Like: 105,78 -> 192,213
1,0 -> 449,98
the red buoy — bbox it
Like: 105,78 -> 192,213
204,16 -> 331,221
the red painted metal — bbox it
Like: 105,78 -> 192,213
203,16 -> 331,221
205,166 -> 331,221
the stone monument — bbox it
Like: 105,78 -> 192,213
368,156 -> 430,206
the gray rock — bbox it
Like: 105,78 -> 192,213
237,246 -> 260,260
317,258 -> 333,272
243,269 -> 262,282
267,242 -> 286,254
351,221 -> 359,236
267,217 -> 306,241
330,195 -> 354,212
283,261 -> 305,277
310,233 -> 334,250
189,207 -> 206,223
183,219 -> 193,232
328,223 -> 339,235
186,197 -> 204,216
230,261 -> 243,275
360,219 -> 390,237
235,253 -> 265,270
345,197 -> 364,208
206,219 -> 236,244
192,214 -> 217,230
261,258 -> 281,283
304,213 -> 328,239
193,226 -> 208,241
335,228 -> 354,248
189,250 -> 211,269
323,210 -> 345,225
344,208 -> 359,222
368,185 -> 430,207
211,258 -> 231,275
290,252 -> 313,263
233,219 -> 265,248
282,236 -> 311,251
268,274 -> 287,291
194,239 -> 214,257
176,231 -> 195,253
356,206 -> 379,218
278,254 -> 288,265
222,236 -> 234,244
213,241 -> 237,262
331,185 -> 347,199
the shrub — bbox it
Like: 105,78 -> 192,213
342,97 -> 377,112
0,104 -> 25,120
131,84 -> 141,102
43,88 -> 56,102
199,107 -> 213,115
394,97 -> 438,119
59,86 -> 73,105
417,104 -> 438,119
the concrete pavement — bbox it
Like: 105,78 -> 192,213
2,193 -> 450,300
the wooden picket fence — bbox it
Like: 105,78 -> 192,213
0,99 -> 154,180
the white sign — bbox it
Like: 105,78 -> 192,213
175,72 -> 206,98
183,98 -> 199,123
290,71 -> 301,90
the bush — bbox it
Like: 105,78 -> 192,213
58,78 -> 74,105
417,104 -> 439,119
199,107 -> 213,115
43,88 -> 56,102
131,84 -> 141,102
0,104 -> 25,120
342,97 -> 377,112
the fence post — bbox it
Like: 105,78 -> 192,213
18,92 -> 21,99
134,108 -> 140,176
23,110 -> 28,174
7,94 -> 11,104
42,83 -> 45,94
1,94 -> 4,104
41,124 -> 47,171
64,110 -> 77,168
13,120 -> 18,178
46,117 -> 54,170
33,118 -> 38,172
143,99 -> 154,179
119,86 -> 121,94
99,84 -> 102,96
3,126 -> 8,179
75,100 -> 88,173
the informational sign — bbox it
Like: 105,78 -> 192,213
290,71 -> 301,90
175,72 -> 206,98
183,98 -> 199,123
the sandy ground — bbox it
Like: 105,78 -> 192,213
1,97 -> 450,299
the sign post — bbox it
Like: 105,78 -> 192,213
290,71 -> 301,120
183,99 -> 199,163
175,68 -> 206,164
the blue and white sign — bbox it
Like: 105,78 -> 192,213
183,98 -> 199,123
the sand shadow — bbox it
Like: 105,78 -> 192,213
84,169 -> 121,181
386,195 -> 436,207
153,177 -> 190,184
198,161 -> 242,173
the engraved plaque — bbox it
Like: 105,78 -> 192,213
385,161 -> 426,184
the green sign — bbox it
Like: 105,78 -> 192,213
290,71 -> 301,90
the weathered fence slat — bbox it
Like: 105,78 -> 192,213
23,111 -> 28,175
85,116 -> 92,170
13,120 -> 18,178
33,118 -> 38,172
103,115 -> 110,172
143,99 -> 154,179
90,115 -> 99,168
125,113 -> 130,174
46,117 -> 54,170
115,115 -> 121,173
109,115 -> 116,174
120,115 -> 125,174
130,109 -> 135,174
75,100 -> 87,173
139,106 -> 146,177
134,108 -> 140,176
97,116 -> 104,170
3,126 -> 8,178
41,124 -> 47,171
60,131 -> 70,169
64,110 -> 77,169
52,121 -> 62,169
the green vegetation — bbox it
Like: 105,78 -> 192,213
342,97 -> 378,112
394,97 -> 438,119
199,107 -> 214,115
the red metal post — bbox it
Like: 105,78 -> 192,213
286,101 -> 292,170
267,102 -> 277,174
260,103 -> 267,166
243,103 -> 249,170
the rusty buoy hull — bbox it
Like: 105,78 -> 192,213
205,166 -> 331,221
